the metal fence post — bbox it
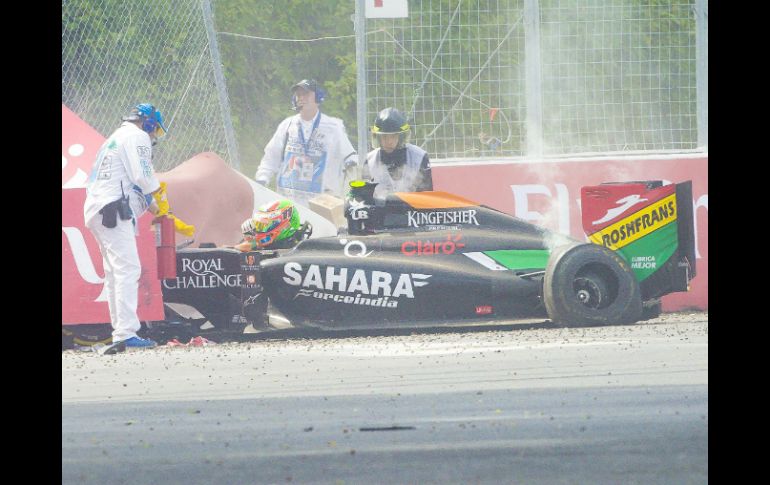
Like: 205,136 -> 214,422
354,0 -> 368,177
696,0 -> 708,150
202,0 -> 241,171
524,0 -> 543,159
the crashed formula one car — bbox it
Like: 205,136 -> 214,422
153,179 -> 695,338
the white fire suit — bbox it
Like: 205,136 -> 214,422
255,111 -> 358,208
363,143 -> 433,199
83,122 -> 160,342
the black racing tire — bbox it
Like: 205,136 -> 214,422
544,243 -> 642,327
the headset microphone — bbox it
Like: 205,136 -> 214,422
290,79 -> 326,111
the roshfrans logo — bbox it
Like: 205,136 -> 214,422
592,194 -> 648,225
401,234 -> 465,256
590,194 -> 677,251
283,262 -> 431,308
407,209 -> 479,228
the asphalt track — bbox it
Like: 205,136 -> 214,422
62,312 -> 708,484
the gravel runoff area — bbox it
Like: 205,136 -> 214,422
62,311 -> 708,403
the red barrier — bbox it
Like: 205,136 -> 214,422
62,188 -> 165,324
62,104 -> 104,188
432,155 -> 708,311
62,101 -> 167,324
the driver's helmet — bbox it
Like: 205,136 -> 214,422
241,199 -> 301,249
371,107 -> 410,149
122,103 -> 167,140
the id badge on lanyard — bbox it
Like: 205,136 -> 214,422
298,113 -> 320,151
279,113 -> 326,194
294,112 -> 321,181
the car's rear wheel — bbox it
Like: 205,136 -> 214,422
544,243 -> 642,327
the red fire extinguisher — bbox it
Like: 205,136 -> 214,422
154,215 -> 177,279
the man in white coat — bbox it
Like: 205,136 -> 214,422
255,79 -> 358,208
83,103 -> 166,353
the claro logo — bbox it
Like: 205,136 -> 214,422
401,234 -> 465,256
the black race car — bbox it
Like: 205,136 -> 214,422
152,179 -> 695,339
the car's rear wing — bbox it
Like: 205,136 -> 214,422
581,180 -> 696,300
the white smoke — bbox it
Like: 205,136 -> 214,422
536,0 -> 677,157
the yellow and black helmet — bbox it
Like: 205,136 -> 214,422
371,107 -> 411,148
371,107 -> 410,134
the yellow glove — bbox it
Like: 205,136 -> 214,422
170,214 -> 195,237
152,182 -> 170,217
153,182 -> 195,237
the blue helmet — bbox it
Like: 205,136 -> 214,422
123,103 -> 167,139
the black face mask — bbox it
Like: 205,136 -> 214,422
380,146 -> 407,167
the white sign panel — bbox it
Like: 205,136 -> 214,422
366,0 -> 408,18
